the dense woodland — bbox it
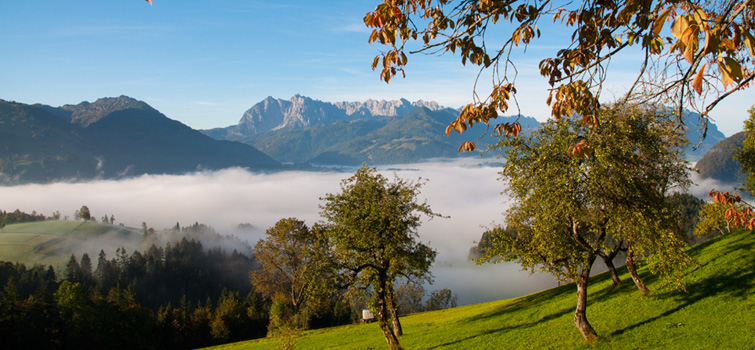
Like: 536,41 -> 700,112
0,208 -> 458,349
0,212 -> 350,349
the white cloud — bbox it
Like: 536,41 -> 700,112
4,159 -> 725,305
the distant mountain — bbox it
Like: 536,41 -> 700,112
694,131 -> 746,184
0,97 -> 280,184
242,107 -> 541,165
203,94 -> 447,140
683,111 -> 728,162
203,95 -> 544,165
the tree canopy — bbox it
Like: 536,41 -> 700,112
319,165 -> 441,349
479,105 -> 691,340
250,217 -> 334,330
366,0 -> 755,150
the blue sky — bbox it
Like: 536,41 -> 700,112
1,0 -> 752,135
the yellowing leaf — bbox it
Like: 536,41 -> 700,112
652,7 -> 672,37
692,63 -> 706,95
671,15 -> 688,39
458,141 -> 476,153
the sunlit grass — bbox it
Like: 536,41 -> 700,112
205,229 -> 755,350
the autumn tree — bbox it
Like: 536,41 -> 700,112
365,0 -> 755,151
479,105 -> 690,341
702,105 -> 755,230
319,165 -> 440,350
250,217 -> 333,330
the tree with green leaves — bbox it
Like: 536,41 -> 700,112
699,105 -> 755,231
736,106 -> 755,194
319,165 -> 441,350
75,205 -> 91,222
250,217 -> 333,330
365,0 -> 755,151
479,105 -> 690,341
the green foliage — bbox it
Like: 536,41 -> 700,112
693,199 -> 750,239
482,105 -> 691,339
200,229 -> 755,350
735,106 -> 755,195
251,218 -> 334,330
424,288 -> 457,312
487,105 -> 690,281
319,165 -> 442,347
666,193 -> 706,244
0,209 -> 47,225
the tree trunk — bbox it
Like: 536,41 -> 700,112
574,256 -> 598,342
376,274 -> 402,349
387,284 -> 403,337
601,256 -> 621,286
625,248 -> 649,295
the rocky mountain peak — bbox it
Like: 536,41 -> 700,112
233,95 -> 448,136
58,95 -> 155,127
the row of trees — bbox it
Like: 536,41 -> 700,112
0,209 -> 49,226
361,0 -> 755,345
476,105 -> 693,340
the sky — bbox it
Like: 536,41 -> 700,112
1,0 -> 753,135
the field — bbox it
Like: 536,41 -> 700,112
205,229 -> 755,350
0,220 -> 141,268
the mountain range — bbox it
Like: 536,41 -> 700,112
201,95 -> 727,165
0,96 -> 279,184
202,95 -> 540,165
0,94 -> 734,184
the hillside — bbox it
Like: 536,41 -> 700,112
0,220 -> 254,269
694,131 -> 746,184
0,97 -> 280,184
0,221 -> 142,268
206,229 -> 755,350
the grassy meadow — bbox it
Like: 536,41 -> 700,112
205,229 -> 755,350
0,220 -> 141,267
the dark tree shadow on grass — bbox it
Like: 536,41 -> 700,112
426,306 -> 574,349
611,233 -> 755,336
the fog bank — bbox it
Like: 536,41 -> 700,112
2,159 -> 650,305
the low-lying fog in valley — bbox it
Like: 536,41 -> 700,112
0,159 -> 739,305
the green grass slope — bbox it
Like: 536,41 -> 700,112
206,229 -> 755,350
0,220 -> 141,268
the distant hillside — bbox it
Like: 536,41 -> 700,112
0,97 -> 280,184
694,131 -> 746,184
0,221 -> 143,268
0,220 -> 253,268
